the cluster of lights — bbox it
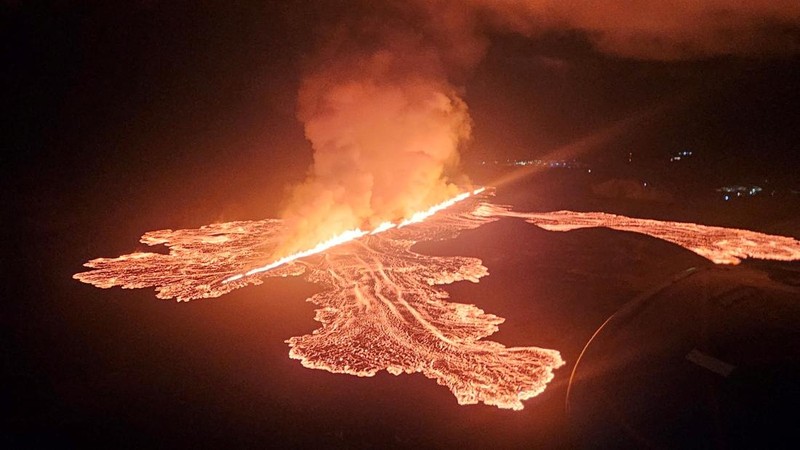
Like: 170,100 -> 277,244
718,185 -> 763,201
481,159 -> 590,170
670,149 -> 693,162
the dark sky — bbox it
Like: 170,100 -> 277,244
5,2 -> 313,224
5,1 -> 799,226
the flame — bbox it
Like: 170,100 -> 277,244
223,187 -> 486,284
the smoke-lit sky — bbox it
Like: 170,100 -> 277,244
5,0 -> 800,227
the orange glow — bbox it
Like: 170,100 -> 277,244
223,188 -> 486,284
482,204 -> 800,265
232,228 -> 369,280
74,192 -> 800,409
74,195 -> 800,409
74,189 -> 566,410
76,191 -> 800,410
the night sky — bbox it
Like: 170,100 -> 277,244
4,1 -> 800,448
7,1 -> 800,210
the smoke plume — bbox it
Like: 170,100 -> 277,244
278,0 -> 800,255
278,4 -> 482,255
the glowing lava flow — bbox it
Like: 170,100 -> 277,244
478,204 -> 800,265
224,188 -> 485,284
76,188 -> 567,410
76,192 -> 800,410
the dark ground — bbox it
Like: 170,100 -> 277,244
5,167 -> 800,449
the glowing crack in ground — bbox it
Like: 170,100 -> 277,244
75,194 -> 800,410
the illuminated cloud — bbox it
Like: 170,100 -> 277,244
472,0 -> 800,59
279,12 -> 477,257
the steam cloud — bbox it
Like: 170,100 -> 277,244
278,3 -> 483,255
279,0 -> 800,255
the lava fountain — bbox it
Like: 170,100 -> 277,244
74,190 -> 800,410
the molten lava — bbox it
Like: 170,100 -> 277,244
75,189 -> 566,410
224,188 -> 486,284
74,191 -> 800,410
477,204 -> 800,265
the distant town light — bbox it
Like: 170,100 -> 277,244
490,158 -> 590,170
670,149 -> 694,162
716,185 -> 763,198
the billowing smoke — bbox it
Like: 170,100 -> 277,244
278,3 -> 482,255
278,0 -> 800,256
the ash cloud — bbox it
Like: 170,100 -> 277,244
278,0 -> 800,255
